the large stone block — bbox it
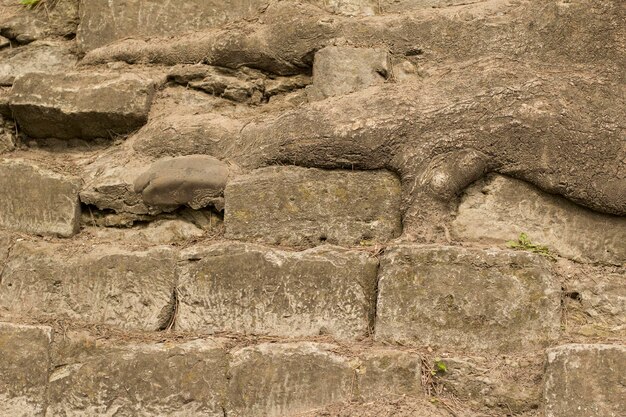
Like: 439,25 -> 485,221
47,339 -> 228,416
77,0 -> 269,51
10,72 -> 155,139
227,342 -> 355,416
309,46 -> 389,100
178,243 -> 378,339
0,159 -> 81,237
0,42 -> 76,86
375,245 -> 560,352
544,344 -> 626,417
0,241 -> 176,331
452,174 -> 626,265
224,166 -> 402,247
0,322 -> 52,417
356,349 -> 422,401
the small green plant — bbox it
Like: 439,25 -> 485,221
430,358 -> 448,376
506,232 -> 555,260
20,0 -> 41,7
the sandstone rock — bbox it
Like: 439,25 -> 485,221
564,270 -> 626,338
227,342 -> 355,416
544,344 -> 626,417
375,245 -> 561,352
0,128 -> 14,153
134,155 -> 232,211
178,243 -> 378,339
0,0 -> 79,43
77,0 -> 269,51
10,72 -> 155,139
452,175 -> 626,265
0,241 -> 176,331
309,46 -> 389,100
47,339 -> 228,416
0,35 -> 9,48
356,349 -> 422,401
0,42 -> 76,86
84,219 -> 206,245
0,159 -> 81,237
224,166 -> 402,247
434,355 -> 543,413
0,322 -> 52,417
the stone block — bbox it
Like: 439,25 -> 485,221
134,155 -> 232,211
433,355 -> 543,413
227,342 -> 355,416
224,166 -> 402,247
545,344 -> 626,417
0,159 -> 81,237
0,322 -> 52,417
47,339 -> 228,416
452,174 -> 626,265
178,243 -> 378,339
0,241 -> 176,331
0,42 -> 76,86
10,72 -> 155,139
375,245 -> 560,352
356,349 -> 422,401
77,0 -> 269,51
309,46 -> 389,100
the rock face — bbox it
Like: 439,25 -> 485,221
452,175 -> 626,265
227,343 -> 355,417
134,155 -> 232,211
0,42 -> 76,86
177,243 -> 378,339
0,323 -> 52,417
9,72 -> 155,139
375,245 -> 561,352
0,241 -> 176,331
356,349 -> 422,401
47,339 -> 229,417
77,0 -> 269,51
224,166 -> 402,247
0,159 -> 81,237
544,344 -> 626,417
309,46 -> 389,100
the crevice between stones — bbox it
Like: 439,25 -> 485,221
158,287 -> 179,332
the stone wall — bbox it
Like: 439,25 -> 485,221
0,0 -> 624,416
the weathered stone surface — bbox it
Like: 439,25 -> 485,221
10,72 -> 155,139
0,42 -> 76,86
0,322 -> 52,417
0,241 -> 176,331
545,344 -> 626,417
0,0 -> 79,43
0,127 -> 14,153
0,159 -> 81,237
77,0 -> 269,51
356,349 -> 422,401
452,175 -> 626,265
84,219 -> 206,245
434,355 -> 543,413
178,243 -> 378,339
375,245 -> 560,352
560,260 -> 626,339
309,46 -> 389,100
225,166 -> 402,247
227,342 -> 355,416
134,155 -> 232,211
0,35 -> 9,48
47,339 -> 228,416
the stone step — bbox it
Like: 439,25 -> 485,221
177,242 -> 378,339
0,159 -> 81,237
544,344 -> 626,417
452,174 -> 626,266
9,72 -> 156,140
0,323 -> 52,417
375,245 -> 561,352
224,166 -> 402,247
0,323 -> 423,417
0,241 -> 176,331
